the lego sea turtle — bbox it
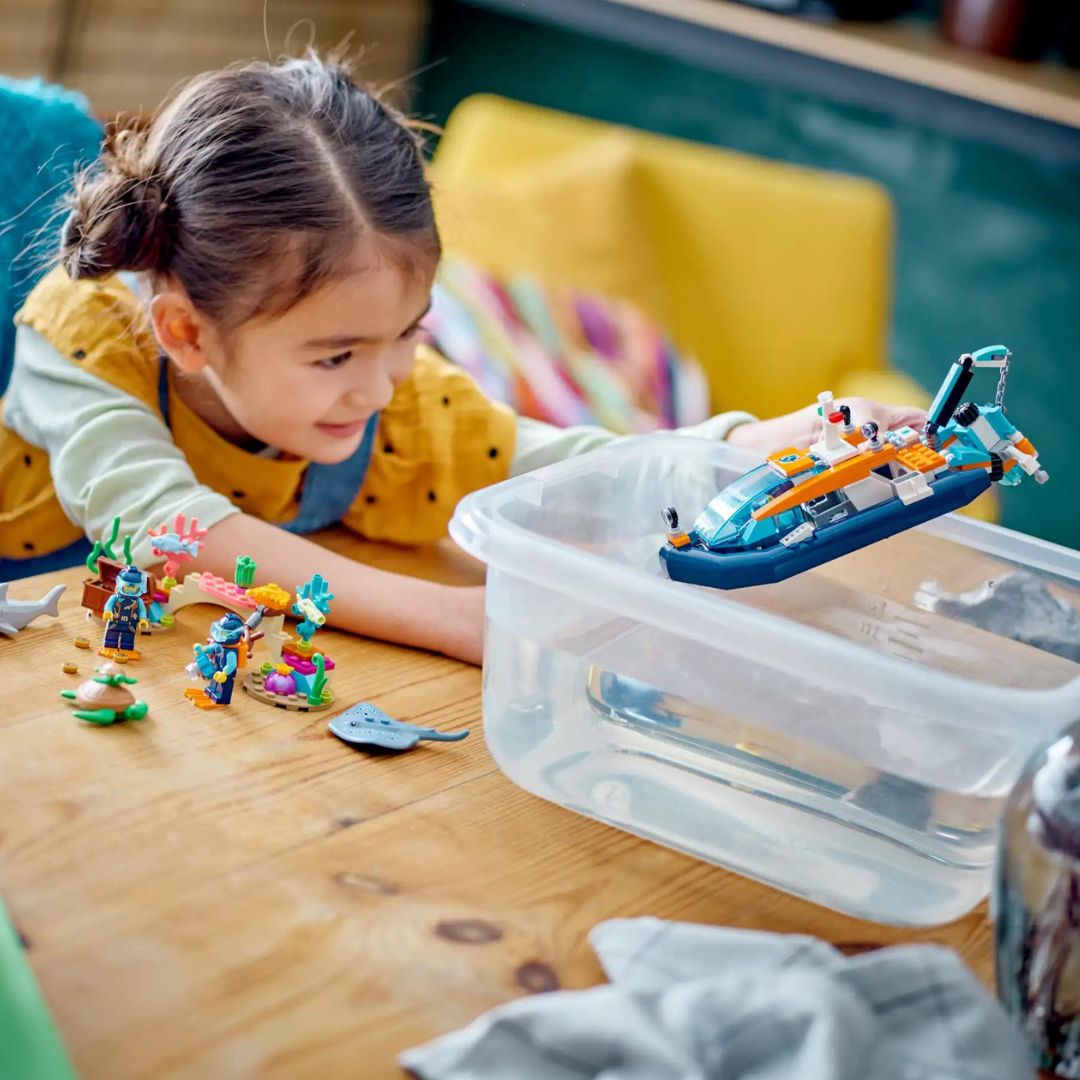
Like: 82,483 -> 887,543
61,663 -> 149,725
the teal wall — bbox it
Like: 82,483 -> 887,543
418,3 -> 1080,549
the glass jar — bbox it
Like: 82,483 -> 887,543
996,727 -> 1080,1077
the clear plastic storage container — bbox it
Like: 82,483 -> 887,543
450,435 -> 1080,926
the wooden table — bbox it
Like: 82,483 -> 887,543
0,537 -> 995,1079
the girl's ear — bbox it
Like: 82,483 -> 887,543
150,288 -> 210,374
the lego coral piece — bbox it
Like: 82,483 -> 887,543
0,582 -> 64,637
147,513 -> 207,583
234,555 -> 257,588
292,574 -> 333,646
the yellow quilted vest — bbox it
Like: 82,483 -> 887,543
0,268 -> 515,560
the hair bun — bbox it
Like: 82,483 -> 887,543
61,130 -> 172,280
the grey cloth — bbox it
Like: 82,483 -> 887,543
400,918 -> 1033,1080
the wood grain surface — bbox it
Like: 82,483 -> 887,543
0,534 -> 999,1079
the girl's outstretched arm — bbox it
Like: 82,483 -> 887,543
186,513 -> 486,665
4,331 -> 486,661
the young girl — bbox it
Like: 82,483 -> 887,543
0,56 -> 922,664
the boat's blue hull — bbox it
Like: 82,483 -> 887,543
660,468 -> 991,590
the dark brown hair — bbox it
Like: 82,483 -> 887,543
60,55 -> 440,329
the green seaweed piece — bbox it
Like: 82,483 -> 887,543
100,516 -> 121,561
308,653 -> 328,706
85,542 -> 102,575
234,555 -> 257,588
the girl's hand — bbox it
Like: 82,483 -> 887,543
727,398 -> 927,456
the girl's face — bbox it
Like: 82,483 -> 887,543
160,253 -> 434,464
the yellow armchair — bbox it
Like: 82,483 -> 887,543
430,94 -> 994,521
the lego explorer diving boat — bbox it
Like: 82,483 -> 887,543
660,346 -> 1048,590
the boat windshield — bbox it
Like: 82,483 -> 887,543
693,465 -> 782,534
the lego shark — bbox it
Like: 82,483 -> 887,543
0,582 -> 66,636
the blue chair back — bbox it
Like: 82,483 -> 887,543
0,77 -> 101,394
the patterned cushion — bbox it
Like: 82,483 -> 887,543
425,256 -> 709,433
